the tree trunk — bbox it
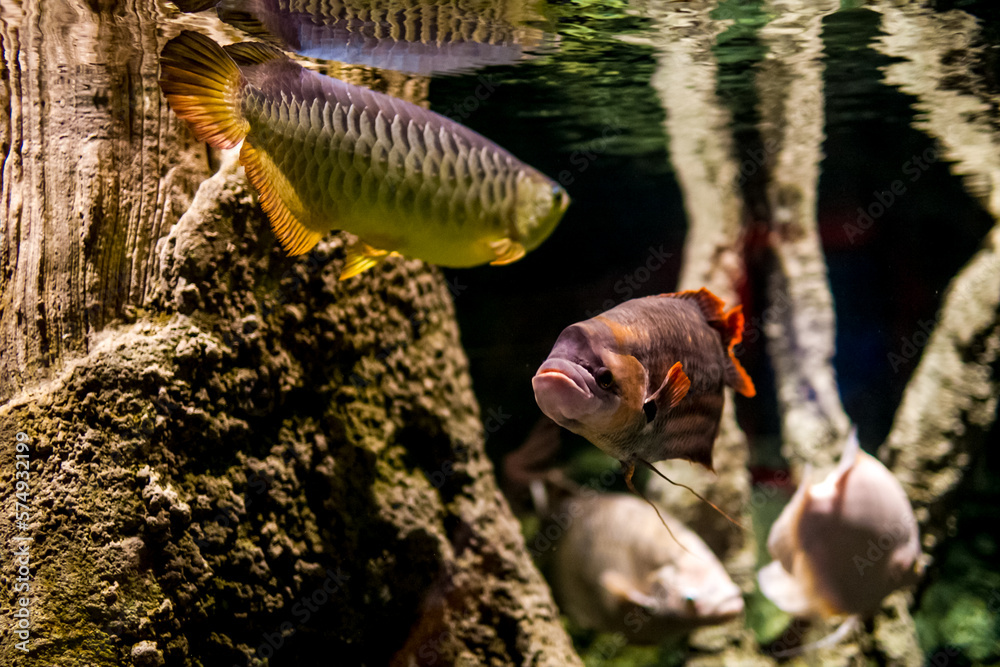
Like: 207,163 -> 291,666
0,2 -> 580,666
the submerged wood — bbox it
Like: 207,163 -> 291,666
0,1 -> 581,665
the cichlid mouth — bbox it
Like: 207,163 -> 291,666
533,358 -> 595,397
532,358 -> 601,424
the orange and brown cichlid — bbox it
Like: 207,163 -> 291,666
531,288 -> 755,486
158,31 -> 569,278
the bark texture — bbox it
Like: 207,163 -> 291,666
0,1 -> 580,666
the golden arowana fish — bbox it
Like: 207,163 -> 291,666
757,429 -> 921,654
550,493 -> 744,642
531,289 -> 755,487
159,31 -> 569,278
173,0 -> 553,76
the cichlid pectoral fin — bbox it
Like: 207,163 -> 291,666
489,238 -> 526,265
757,559 -> 814,616
599,570 -> 658,609
340,240 -> 400,280
644,362 -> 690,421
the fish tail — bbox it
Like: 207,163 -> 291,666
666,288 -> 756,397
159,31 -> 249,150
721,304 -> 756,397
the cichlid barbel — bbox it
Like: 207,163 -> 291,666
159,31 -> 569,278
532,289 -> 755,486
174,0 -> 554,76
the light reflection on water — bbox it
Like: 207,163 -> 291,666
432,0 -> 1000,662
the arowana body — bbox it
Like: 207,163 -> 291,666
159,31 -> 568,278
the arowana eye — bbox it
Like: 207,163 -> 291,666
596,368 -> 614,389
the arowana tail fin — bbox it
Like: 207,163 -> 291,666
666,288 -> 756,397
159,31 -> 249,150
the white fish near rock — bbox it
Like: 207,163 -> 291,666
758,429 -> 921,650
549,493 -> 743,643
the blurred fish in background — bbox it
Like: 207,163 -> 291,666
548,493 -> 744,643
172,0 -> 556,76
503,425 -> 743,644
757,429 -> 922,654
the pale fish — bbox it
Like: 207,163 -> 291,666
758,429 -> 922,653
549,493 -> 744,643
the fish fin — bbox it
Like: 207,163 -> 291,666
340,240 -> 398,280
489,238 -> 526,265
170,0 -> 219,11
648,361 -> 690,409
663,288 -> 756,397
766,464 -> 813,572
757,559 -> 814,616
771,615 -> 861,658
599,570 -> 657,608
833,427 -> 860,481
217,1 -> 284,44
159,31 -> 249,149
223,41 -> 289,66
240,140 -> 322,255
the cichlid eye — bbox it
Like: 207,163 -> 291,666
596,368 -> 614,389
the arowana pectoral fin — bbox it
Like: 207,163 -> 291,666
489,238 -> 526,265
340,240 -> 400,280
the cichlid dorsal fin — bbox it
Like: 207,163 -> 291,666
340,240 -> 400,280
239,140 -> 323,255
223,41 -> 289,67
489,238 -> 527,265
663,288 -> 756,398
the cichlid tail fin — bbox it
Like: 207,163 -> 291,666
666,288 -> 756,398
159,31 -> 249,150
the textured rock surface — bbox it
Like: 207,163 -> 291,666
0,1 -> 581,665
